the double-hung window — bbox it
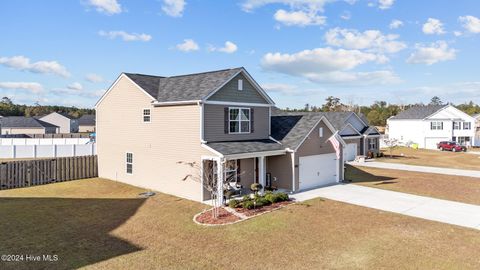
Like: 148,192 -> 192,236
126,153 -> 133,174
368,138 -> 377,149
229,108 -> 250,134
224,160 -> 238,183
453,121 -> 461,130
431,121 -> 443,130
143,109 -> 151,123
463,122 -> 471,130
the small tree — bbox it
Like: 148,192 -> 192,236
383,138 -> 399,157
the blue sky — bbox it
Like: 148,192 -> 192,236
1,0 -> 479,109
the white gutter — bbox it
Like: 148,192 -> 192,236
152,100 -> 202,106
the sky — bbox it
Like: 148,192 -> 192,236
0,0 -> 479,109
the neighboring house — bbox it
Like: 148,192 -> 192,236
474,113 -> 480,147
387,105 -> 476,149
324,112 -> 381,161
78,114 -> 96,133
0,116 -> 59,135
96,67 -> 345,203
39,112 -> 79,134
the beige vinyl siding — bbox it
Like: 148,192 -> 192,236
207,73 -> 269,104
40,113 -> 76,133
96,76 -> 213,202
79,125 -> 95,133
203,104 -> 270,142
267,153 -> 293,190
1,127 -> 50,135
293,120 -> 337,191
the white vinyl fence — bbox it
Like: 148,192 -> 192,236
0,138 -> 91,146
0,143 -> 96,159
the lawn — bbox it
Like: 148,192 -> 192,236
1,179 -> 480,269
346,165 -> 480,205
378,146 -> 480,170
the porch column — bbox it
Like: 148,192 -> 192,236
258,156 -> 266,193
216,158 -> 224,206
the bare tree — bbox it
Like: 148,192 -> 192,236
383,138 -> 399,157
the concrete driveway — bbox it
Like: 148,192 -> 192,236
291,184 -> 480,230
347,161 -> 480,178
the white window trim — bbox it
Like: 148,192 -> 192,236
463,122 -> 471,130
228,107 -> 251,134
431,121 -> 443,130
143,108 -> 151,123
453,121 -> 461,130
368,138 -> 377,149
126,152 -> 133,175
224,160 -> 238,183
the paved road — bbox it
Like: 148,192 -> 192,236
291,184 -> 480,230
347,161 -> 480,178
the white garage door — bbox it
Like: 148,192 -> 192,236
299,153 -> 337,190
425,137 -> 449,149
344,143 -> 357,162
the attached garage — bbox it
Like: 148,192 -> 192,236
343,143 -> 357,162
299,153 -> 338,190
425,137 -> 449,149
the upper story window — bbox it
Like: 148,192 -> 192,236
431,121 -> 443,130
238,79 -> 243,91
143,109 -> 151,123
368,138 -> 377,149
319,127 -> 323,137
229,107 -> 250,134
453,121 -> 461,130
463,122 -> 471,130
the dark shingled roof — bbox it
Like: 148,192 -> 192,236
271,110 -> 327,149
206,139 -> 284,155
391,105 -> 448,120
0,116 -> 58,128
78,114 -> 96,126
124,68 -> 243,102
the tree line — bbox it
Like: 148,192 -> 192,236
0,97 -> 94,118
284,96 -> 480,126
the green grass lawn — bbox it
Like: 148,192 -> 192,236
1,178 -> 480,269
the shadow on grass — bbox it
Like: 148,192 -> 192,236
344,165 -> 396,184
0,197 -> 146,269
379,154 -> 420,160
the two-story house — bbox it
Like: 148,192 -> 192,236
474,113 -> 480,147
40,112 -> 79,133
387,105 -> 476,149
96,68 -> 345,203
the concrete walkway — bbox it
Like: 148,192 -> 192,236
291,184 -> 480,230
347,161 -> 480,178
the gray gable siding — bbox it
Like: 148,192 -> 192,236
203,104 -> 270,142
207,74 -> 269,104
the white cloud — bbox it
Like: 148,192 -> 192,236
453,31 -> 463,37
262,83 -> 323,96
459,15 -> 480,33
0,55 -> 70,77
261,47 -> 398,85
325,28 -> 407,54
405,82 -> 480,103
209,41 -> 238,53
162,0 -> 186,17
242,0 -> 334,13
86,0 -> 122,15
407,41 -> 456,65
67,82 -> 83,91
422,18 -> 446,35
389,19 -> 403,29
98,30 -> 152,42
274,9 -> 326,26
0,82 -> 44,93
378,0 -> 394,9
85,73 -> 104,83
176,39 -> 199,52
340,11 -> 351,20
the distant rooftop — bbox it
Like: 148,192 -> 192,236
390,105 -> 448,120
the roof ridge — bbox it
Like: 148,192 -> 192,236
124,67 -> 243,79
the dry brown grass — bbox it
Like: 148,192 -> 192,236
346,165 -> 480,205
379,146 -> 480,170
1,178 -> 480,269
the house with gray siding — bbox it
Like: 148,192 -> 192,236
96,67 -> 346,203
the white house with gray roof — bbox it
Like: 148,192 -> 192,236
96,67 -> 347,203
39,112 -> 79,133
387,104 -> 477,149
0,116 -> 59,135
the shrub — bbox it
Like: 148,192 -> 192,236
254,196 -> 271,207
264,192 -> 278,203
228,199 -> 240,208
242,195 -> 251,201
264,192 -> 289,203
250,183 -> 263,194
276,192 -> 290,202
242,200 -> 255,209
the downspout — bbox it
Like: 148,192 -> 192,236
286,148 -> 295,193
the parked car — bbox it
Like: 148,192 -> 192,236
437,141 -> 467,152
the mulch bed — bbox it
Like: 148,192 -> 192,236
234,200 -> 293,217
195,207 -> 241,225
